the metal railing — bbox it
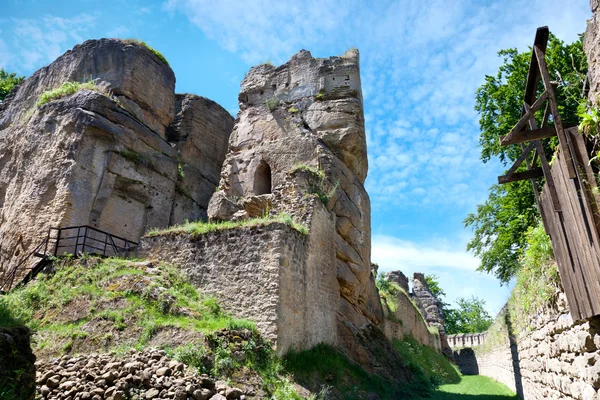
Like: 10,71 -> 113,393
1,225 -> 137,291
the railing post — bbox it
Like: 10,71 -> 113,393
54,228 -> 62,257
82,226 -> 88,255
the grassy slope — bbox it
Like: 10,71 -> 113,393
1,256 -> 470,399
431,376 -> 518,399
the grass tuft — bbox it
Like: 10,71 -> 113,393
36,80 -> 118,107
147,212 -> 308,237
123,39 -> 169,66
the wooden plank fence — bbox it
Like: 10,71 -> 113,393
497,27 -> 600,321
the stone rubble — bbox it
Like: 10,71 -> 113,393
35,348 -> 246,400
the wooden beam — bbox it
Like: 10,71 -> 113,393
524,27 -> 549,106
534,45 -> 577,179
501,125 -> 556,146
501,90 -> 548,144
498,167 -> 544,184
504,141 -> 536,176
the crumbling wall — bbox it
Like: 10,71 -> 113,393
0,39 -> 232,280
206,49 -> 383,361
139,200 -> 339,353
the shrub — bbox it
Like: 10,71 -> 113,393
266,97 -> 278,111
36,80 -> 117,107
123,39 -> 169,66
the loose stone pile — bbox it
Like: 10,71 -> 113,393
36,348 -> 245,400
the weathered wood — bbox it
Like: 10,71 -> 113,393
524,102 -> 561,212
502,142 -> 536,177
524,27 -> 549,106
500,124 -> 576,146
534,45 -> 576,179
498,167 -> 543,184
502,91 -> 548,144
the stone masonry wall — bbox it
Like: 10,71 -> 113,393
139,201 -> 339,354
471,297 -> 600,400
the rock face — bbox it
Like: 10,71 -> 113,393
0,326 -> 36,400
0,39 -> 232,281
586,0 -> 600,105
386,270 -> 409,293
206,49 -> 383,359
412,273 -> 453,358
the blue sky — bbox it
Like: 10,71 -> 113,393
0,0 -> 591,316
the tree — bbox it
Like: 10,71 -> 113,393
424,274 -> 446,299
448,297 -> 493,334
0,68 -> 25,102
465,34 -> 587,283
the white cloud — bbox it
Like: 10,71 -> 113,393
11,14 -> 97,70
166,0 -> 590,212
372,234 -> 480,274
106,26 -> 130,38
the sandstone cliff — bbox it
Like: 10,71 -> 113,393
0,39 -> 233,280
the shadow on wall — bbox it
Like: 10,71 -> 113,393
504,312 -> 524,399
452,348 -> 479,375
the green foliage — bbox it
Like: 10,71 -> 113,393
375,273 -> 401,313
290,163 -> 339,206
0,68 -> 24,102
288,107 -> 299,114
466,34 -> 587,282
393,337 -> 460,387
36,80 -> 117,107
147,212 -> 309,237
508,220 -> 559,333
266,96 -> 278,111
315,93 -> 324,101
445,297 -> 493,334
424,274 -> 446,299
177,163 -> 185,180
284,343 -> 427,399
578,106 -> 600,136
123,39 -> 169,66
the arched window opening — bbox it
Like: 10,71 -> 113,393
254,161 -> 272,195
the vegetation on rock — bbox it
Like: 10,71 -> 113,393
36,80 -> 117,107
147,212 -> 309,236
291,163 -> 340,206
465,34 -> 587,282
123,39 -> 169,66
0,68 -> 24,102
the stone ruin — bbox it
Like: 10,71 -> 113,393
0,40 -> 445,370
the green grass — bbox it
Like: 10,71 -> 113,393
393,337 -> 460,387
431,375 -> 518,399
36,80 -> 117,107
147,212 -> 308,237
123,39 -> 169,66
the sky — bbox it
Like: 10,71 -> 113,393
0,0 -> 592,316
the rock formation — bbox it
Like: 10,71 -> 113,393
201,49 -> 384,358
412,273 -> 453,358
0,39 -> 233,280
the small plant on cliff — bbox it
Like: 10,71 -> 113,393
288,106 -> 299,114
266,96 -> 278,111
36,80 -> 117,107
290,163 -> 339,206
123,39 -> 169,66
376,274 -> 401,313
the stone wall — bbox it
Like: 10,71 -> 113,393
448,332 -> 488,348
139,200 -> 339,354
0,39 -> 232,281
381,289 -> 441,352
467,297 -> 600,400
